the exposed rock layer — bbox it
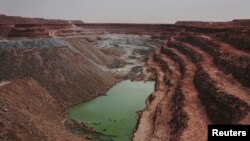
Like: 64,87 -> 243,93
0,15 -> 249,141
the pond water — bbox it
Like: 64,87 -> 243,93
68,80 -> 154,141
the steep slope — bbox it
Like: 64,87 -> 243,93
0,37 -> 118,140
0,44 -> 116,107
0,78 -> 83,141
133,28 -> 250,140
65,37 -> 113,66
1,15 -> 250,141
178,34 -> 250,87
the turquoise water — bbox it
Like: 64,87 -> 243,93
68,80 -> 154,141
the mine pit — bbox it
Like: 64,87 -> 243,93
0,15 -> 249,141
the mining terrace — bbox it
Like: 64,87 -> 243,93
0,15 -> 250,141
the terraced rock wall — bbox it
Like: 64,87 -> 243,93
133,28 -> 250,141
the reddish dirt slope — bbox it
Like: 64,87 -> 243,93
133,23 -> 250,141
0,15 -> 250,141
0,46 -> 116,107
0,78 -> 84,141
0,39 -> 117,140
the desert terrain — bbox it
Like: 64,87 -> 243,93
0,14 -> 249,141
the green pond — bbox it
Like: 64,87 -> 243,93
68,80 -> 154,141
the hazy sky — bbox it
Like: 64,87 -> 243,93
0,0 -> 249,23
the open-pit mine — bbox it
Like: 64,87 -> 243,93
0,15 -> 250,141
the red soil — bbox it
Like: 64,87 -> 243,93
133,22 -> 250,141
0,14 -> 249,141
